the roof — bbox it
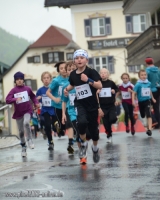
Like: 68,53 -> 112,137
29,25 -> 72,48
44,0 -> 122,7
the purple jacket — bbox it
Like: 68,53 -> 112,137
6,85 -> 38,119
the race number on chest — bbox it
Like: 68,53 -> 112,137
58,86 -> 63,97
99,88 -> 111,97
14,91 -> 29,104
69,93 -> 76,106
42,97 -> 51,107
141,88 -> 150,97
121,91 -> 131,99
75,84 -> 92,100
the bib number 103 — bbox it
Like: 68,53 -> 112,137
75,84 -> 92,100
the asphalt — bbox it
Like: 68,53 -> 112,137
0,130 -> 160,200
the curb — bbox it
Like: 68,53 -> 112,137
0,136 -> 20,149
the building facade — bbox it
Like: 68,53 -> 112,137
123,0 -> 160,66
45,0 -> 148,82
2,25 -> 77,135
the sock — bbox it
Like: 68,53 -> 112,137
21,143 -> 26,147
92,144 -> 98,152
81,141 -> 88,146
69,138 -> 73,145
49,140 -> 54,145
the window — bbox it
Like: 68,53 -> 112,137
125,14 -> 146,33
88,56 -> 114,73
25,79 -> 37,91
27,56 -> 40,63
66,53 -> 73,60
84,17 -> 111,37
42,52 -> 64,64
92,18 -> 105,36
128,65 -> 140,73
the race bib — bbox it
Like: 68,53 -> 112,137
75,84 -> 92,100
42,97 -> 51,107
58,86 -> 63,97
99,88 -> 111,97
141,88 -> 150,97
121,91 -> 131,99
69,93 -> 76,106
14,91 -> 29,104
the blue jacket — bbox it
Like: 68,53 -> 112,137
146,66 -> 160,92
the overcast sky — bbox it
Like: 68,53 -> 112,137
0,0 -> 72,41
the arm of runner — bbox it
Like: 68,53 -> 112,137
62,101 -> 67,124
46,88 -> 61,103
81,73 -> 102,89
64,85 -> 74,96
151,91 -> 156,103
96,90 -> 104,117
115,91 -> 121,106
132,91 -> 136,107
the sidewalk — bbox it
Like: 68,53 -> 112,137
0,136 -> 20,149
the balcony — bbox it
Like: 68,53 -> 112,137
123,0 -> 160,14
126,25 -> 160,65
44,0 -> 122,7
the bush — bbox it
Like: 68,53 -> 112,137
0,116 -> 4,122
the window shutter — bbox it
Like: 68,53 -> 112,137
27,57 -> 34,63
88,58 -> 94,68
125,16 -> 133,33
108,56 -> 115,74
58,52 -> 64,61
42,53 -> 48,63
105,17 -> 111,35
31,80 -> 37,91
84,19 -> 91,37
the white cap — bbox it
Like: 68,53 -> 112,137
73,49 -> 88,59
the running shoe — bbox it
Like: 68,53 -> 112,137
79,143 -> 88,159
131,126 -> 135,135
54,121 -> 61,138
48,143 -> 54,151
92,146 -> 100,163
67,145 -> 74,154
126,126 -> 130,133
21,146 -> 27,157
80,157 -> 87,164
146,129 -> 152,136
28,139 -> 34,149
107,136 -> 112,143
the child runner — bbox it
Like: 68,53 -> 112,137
62,61 -> 77,154
46,62 -> 68,138
97,68 -> 118,143
116,73 -> 135,135
5,71 -> 39,157
36,71 -> 57,150
64,49 -> 102,164
132,69 -> 156,136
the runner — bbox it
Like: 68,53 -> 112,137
64,49 -> 102,164
97,68 -> 118,143
36,71 -> 57,150
46,61 -> 68,138
116,73 -> 135,135
6,71 -> 39,157
62,61 -> 77,154
132,70 -> 156,136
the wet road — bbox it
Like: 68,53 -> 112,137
0,131 -> 160,200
